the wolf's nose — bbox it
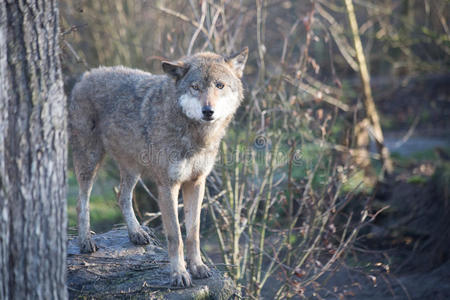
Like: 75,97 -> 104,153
202,106 -> 214,119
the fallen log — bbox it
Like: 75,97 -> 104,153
67,228 -> 237,299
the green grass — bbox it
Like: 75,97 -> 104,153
342,169 -> 373,194
392,146 -> 450,167
67,168 -> 123,233
407,175 -> 427,185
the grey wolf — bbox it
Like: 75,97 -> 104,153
68,48 -> 248,287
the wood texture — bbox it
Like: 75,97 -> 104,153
67,228 -> 237,299
0,1 -> 67,299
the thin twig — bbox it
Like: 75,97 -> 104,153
187,0 -> 207,55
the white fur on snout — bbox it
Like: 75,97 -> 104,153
213,91 -> 239,120
179,94 -> 203,121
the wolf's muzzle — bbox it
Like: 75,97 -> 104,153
202,106 -> 214,121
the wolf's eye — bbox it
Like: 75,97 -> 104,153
191,84 -> 200,91
216,82 -> 224,89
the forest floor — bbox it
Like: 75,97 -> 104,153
317,153 -> 449,300
256,141 -> 450,300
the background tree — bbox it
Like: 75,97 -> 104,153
345,0 -> 394,176
0,1 -> 67,299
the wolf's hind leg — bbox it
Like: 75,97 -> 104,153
73,138 -> 105,253
118,170 -> 151,245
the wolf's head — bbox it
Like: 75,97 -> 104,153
162,48 -> 248,123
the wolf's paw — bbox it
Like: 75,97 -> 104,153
79,237 -> 98,253
171,269 -> 192,287
189,262 -> 212,279
129,227 -> 151,245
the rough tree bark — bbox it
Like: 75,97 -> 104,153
345,0 -> 394,176
0,1 -> 67,299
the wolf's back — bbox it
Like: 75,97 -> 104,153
68,66 -> 154,144
69,66 -> 153,113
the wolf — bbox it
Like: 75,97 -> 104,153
68,48 -> 248,287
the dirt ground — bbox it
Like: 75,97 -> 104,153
301,155 -> 450,300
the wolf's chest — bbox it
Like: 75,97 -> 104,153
168,151 -> 216,182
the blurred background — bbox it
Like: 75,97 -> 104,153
60,1 -> 449,299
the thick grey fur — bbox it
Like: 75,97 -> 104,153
68,49 -> 248,287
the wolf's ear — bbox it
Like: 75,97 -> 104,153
226,47 -> 249,78
162,61 -> 190,81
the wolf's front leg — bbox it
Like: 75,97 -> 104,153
158,184 -> 192,287
118,171 -> 152,245
182,176 -> 212,279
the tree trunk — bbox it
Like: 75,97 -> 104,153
0,1 -> 67,299
345,0 -> 394,176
